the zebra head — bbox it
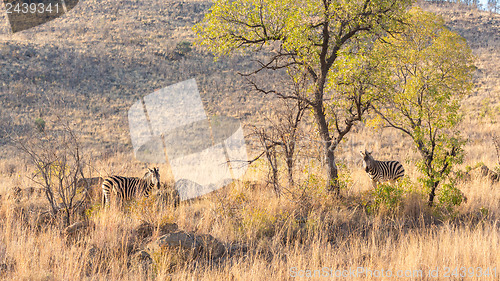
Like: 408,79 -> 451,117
360,150 -> 374,170
144,167 -> 161,190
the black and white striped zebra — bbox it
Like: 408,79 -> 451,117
360,150 -> 404,188
102,167 -> 160,206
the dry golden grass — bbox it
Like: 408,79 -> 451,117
0,145 -> 498,280
0,0 -> 499,280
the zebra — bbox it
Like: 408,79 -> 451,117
360,150 -> 404,188
102,167 -> 160,206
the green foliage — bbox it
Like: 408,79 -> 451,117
479,207 -> 489,217
239,207 -> 281,239
84,203 -> 102,219
364,177 -> 424,216
194,0 -> 413,193
370,8 -> 474,204
298,162 -> 328,198
194,0 -> 411,61
437,182 -> 466,213
174,41 -> 192,56
35,160 -> 70,183
336,162 -> 352,192
372,183 -> 405,211
478,99 -> 500,124
34,117 -> 45,133
493,166 -> 500,175
465,162 -> 485,173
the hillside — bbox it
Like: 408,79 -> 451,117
0,0 -> 272,158
0,1 -> 498,157
0,1 -> 499,280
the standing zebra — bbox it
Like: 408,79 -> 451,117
102,167 -> 160,206
360,150 -> 404,188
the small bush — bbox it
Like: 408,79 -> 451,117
34,118 -> 45,132
239,207 -> 278,239
437,183 -> 466,213
174,41 -> 192,56
337,162 -> 353,193
372,183 -> 405,211
365,177 -> 419,216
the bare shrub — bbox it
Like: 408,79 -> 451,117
493,135 -> 500,167
14,118 -> 91,227
246,71 -> 309,196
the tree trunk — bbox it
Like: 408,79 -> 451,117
63,208 -> 70,228
45,187 -> 58,216
427,181 -> 439,206
313,97 -> 340,195
325,145 -> 339,195
267,148 -> 280,196
286,152 -> 294,189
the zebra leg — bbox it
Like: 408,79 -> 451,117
102,190 -> 107,206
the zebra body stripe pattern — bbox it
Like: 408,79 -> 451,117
361,151 -> 404,188
102,168 -> 160,205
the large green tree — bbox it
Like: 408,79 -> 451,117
371,8 -> 475,205
195,0 -> 412,194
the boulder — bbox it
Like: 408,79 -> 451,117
158,222 -> 178,235
134,222 -> 155,240
62,220 -> 92,237
135,250 -> 153,267
7,186 -> 22,202
148,231 -> 225,259
480,165 -> 500,182
133,221 -> 178,240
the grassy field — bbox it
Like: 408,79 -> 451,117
0,0 -> 499,280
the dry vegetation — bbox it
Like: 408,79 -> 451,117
0,0 -> 499,280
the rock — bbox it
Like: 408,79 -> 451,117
227,243 -> 248,256
480,165 -> 491,177
7,186 -> 22,202
136,250 -> 152,262
135,250 -> 153,270
149,231 -> 225,259
152,231 -> 198,251
197,234 -> 226,259
480,165 -> 500,182
85,246 -> 103,277
0,264 -> 7,274
134,222 -> 155,240
158,222 -> 178,235
62,220 -> 91,237
0,258 -> 16,276
133,221 -> 178,240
